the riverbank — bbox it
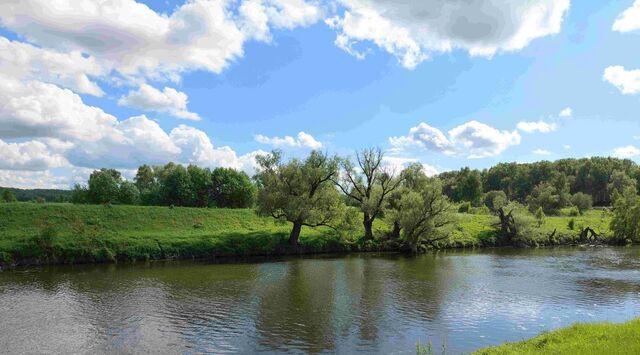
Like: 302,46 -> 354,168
0,202 -> 613,268
474,318 -> 640,354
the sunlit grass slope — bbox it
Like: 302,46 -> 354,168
474,319 -> 640,355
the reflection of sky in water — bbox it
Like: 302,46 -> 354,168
1,247 -> 640,354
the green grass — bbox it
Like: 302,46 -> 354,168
474,318 -> 640,354
0,202 -> 616,267
0,202 -> 345,266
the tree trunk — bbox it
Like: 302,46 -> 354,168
390,221 -> 401,239
363,213 -> 374,240
289,220 -> 303,247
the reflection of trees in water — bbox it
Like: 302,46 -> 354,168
254,259 -> 338,353
0,262 -> 261,353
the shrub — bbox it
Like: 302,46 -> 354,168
567,206 -> 580,217
568,218 -> 575,230
458,202 -> 471,213
571,192 -> 593,214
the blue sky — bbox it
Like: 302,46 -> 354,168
1,0 -> 640,188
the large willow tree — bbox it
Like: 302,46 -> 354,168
255,150 -> 343,247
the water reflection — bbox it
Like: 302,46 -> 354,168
1,247 -> 640,353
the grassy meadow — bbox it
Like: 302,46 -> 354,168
474,318 -> 640,355
0,202 -> 614,267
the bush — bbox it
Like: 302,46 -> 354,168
571,192 -> 593,214
568,218 -> 575,230
458,202 -> 471,213
567,206 -> 580,217
484,190 -> 507,212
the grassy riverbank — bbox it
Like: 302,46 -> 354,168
474,318 -> 640,354
0,202 -> 613,267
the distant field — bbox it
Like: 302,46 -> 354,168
474,318 -> 640,354
0,202 -> 613,267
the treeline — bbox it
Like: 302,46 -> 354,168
439,157 -> 640,210
0,187 -> 71,203
71,163 -> 255,208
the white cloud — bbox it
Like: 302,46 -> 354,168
0,0 -> 242,81
0,37 -> 106,96
448,121 -> 521,158
390,120 -> 520,158
381,156 -> 438,177
559,107 -> 572,117
0,169 -> 70,189
255,131 -> 322,149
563,144 -> 571,149
613,0 -> 640,33
0,139 -> 68,171
118,84 -> 200,121
614,145 -> 640,159
388,122 -> 455,153
0,73 -> 264,177
327,0 -> 570,68
533,149 -> 552,156
603,66 -> 640,94
516,120 -> 557,133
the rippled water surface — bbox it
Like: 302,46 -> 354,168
1,247 -> 640,354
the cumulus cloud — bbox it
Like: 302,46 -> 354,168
614,145 -> 640,159
118,84 -> 200,120
381,156 -> 438,176
241,0 -> 322,40
326,0 -> 570,68
559,107 -> 572,117
0,169 -> 70,189
255,131 -> 322,149
0,73 -> 264,176
603,66 -> 640,94
390,120 -> 520,158
0,139 -> 69,171
517,120 -> 557,133
0,0 -> 249,81
0,37 -> 106,96
613,0 -> 640,33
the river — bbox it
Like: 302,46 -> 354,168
1,246 -> 639,354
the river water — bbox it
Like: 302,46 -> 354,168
1,247 -> 639,354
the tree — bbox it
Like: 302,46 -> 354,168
334,147 -> 402,240
608,170 -> 636,202
484,190 -> 508,212
393,176 -> 453,253
134,164 -> 156,192
570,192 -> 593,214
452,168 -> 483,205
255,150 -> 343,246
118,181 -> 140,205
610,187 -> 640,242
187,165 -> 212,207
160,164 -> 194,206
210,167 -> 255,208
1,189 -> 16,202
88,169 -> 121,204
70,184 -> 89,204
527,182 -> 564,214
535,206 -> 545,227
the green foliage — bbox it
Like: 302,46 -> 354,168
610,187 -> 640,242
570,192 -> 592,214
450,167 -> 483,205
568,218 -> 575,230
484,190 -> 507,212
527,182 -> 566,215
160,164 -> 195,206
88,169 -> 121,204
118,181 -> 140,205
0,186 -> 71,202
336,147 -> 402,240
475,319 -> 640,355
458,201 -> 471,213
71,184 -> 89,204
255,150 -> 344,245
1,189 -> 16,202
188,165 -> 212,207
535,206 -> 545,227
210,167 -> 255,208
566,206 -> 580,217
394,176 -> 453,252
